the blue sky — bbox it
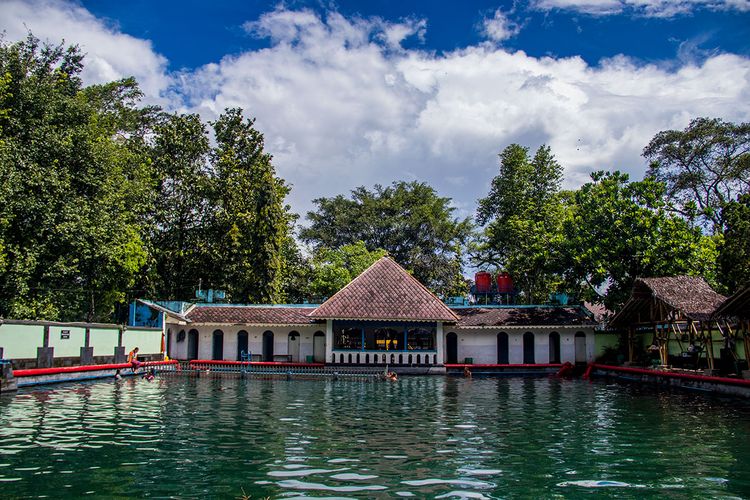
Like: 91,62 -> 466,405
2,0 -> 750,220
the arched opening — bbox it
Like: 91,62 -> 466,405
288,331 -> 300,362
390,353 -> 395,364
166,328 -> 172,358
332,353 -> 336,363
408,354 -> 413,365
212,330 -> 224,360
382,353 -> 386,364
313,331 -> 325,363
446,332 -> 458,364
549,332 -> 561,364
497,332 -> 509,364
348,353 -> 352,364
433,354 -> 437,364
339,353 -> 344,364
523,332 -> 535,364
575,332 -> 587,363
237,330 -> 249,361
365,353 -> 370,364
187,329 -> 199,360
416,354 -> 421,365
356,353 -> 360,364
399,354 -> 403,365
262,331 -> 274,361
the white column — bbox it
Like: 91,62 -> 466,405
436,322 -> 445,365
325,319 -> 333,364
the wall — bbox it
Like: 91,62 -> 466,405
167,324 -> 324,361
0,321 -> 161,365
445,328 -> 597,364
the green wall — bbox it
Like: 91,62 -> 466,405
0,324 -> 42,359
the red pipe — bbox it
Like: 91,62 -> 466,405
588,363 -> 750,387
14,360 -> 178,378
445,363 -> 563,369
188,360 -> 325,368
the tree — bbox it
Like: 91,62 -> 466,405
0,36 -> 154,321
147,112 -> 214,300
307,241 -> 387,300
300,181 -> 471,297
212,108 -> 293,303
719,194 -> 750,292
563,171 -> 718,310
643,117 -> 750,234
474,144 -> 567,303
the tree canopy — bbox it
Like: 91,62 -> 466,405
300,181 -> 471,297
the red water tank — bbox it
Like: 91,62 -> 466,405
475,272 -> 492,294
496,272 -> 514,294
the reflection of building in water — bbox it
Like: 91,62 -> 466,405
158,257 -> 598,366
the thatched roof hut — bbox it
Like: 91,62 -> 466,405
714,283 -> 750,320
609,276 -> 726,328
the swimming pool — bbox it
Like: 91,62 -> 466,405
1,376 -> 749,498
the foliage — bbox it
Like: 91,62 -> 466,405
474,144 -> 567,303
307,241 -> 387,300
300,181 -> 471,297
643,117 -> 750,234
212,108 -> 293,303
146,112 -> 213,300
719,194 -> 750,292
562,171 -> 718,310
0,36 -> 154,321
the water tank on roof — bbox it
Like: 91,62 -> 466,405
496,272 -> 514,294
475,271 -> 492,294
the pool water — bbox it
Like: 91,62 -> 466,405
1,376 -> 749,498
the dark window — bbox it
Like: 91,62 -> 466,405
334,327 -> 362,350
407,327 -> 436,350
523,332 -> 535,364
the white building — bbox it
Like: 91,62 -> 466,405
161,257 -> 597,366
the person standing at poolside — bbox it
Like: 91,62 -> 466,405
127,347 -> 141,372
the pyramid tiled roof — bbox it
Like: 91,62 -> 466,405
309,257 -> 459,322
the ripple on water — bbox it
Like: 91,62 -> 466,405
277,479 -> 388,492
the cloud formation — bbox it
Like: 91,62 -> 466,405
533,0 -> 750,17
2,0 -> 750,221
481,9 -> 521,42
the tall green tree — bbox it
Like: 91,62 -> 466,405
474,144 -> 567,303
0,36 -> 154,321
563,171 -> 718,310
719,194 -> 750,292
643,117 -> 750,234
212,108 -> 292,303
147,112 -> 214,300
300,181 -> 471,297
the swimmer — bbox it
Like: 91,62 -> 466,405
114,369 -> 122,380
142,368 -> 155,382
387,371 -> 398,381
463,366 -> 472,379
127,347 -> 141,372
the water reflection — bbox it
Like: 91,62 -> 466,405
0,377 -> 749,498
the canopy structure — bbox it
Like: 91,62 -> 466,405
609,277 -> 727,368
714,283 -> 750,364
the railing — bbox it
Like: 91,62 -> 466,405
179,359 -> 382,379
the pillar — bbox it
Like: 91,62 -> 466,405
436,322 -> 445,365
325,320 -> 333,364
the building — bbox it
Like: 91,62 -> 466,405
161,257 -> 598,367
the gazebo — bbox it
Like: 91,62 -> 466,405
609,277 -> 727,369
714,283 -> 750,365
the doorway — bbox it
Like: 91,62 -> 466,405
212,330 -> 224,360
187,329 -> 199,360
523,332 -> 535,364
313,331 -> 325,363
262,331 -> 274,361
288,331 -> 300,362
575,332 -> 587,363
446,332 -> 458,364
549,332 -> 561,364
237,330 -> 248,361
497,332 -> 509,364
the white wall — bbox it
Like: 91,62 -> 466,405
445,328 -> 596,364
166,323 -> 324,361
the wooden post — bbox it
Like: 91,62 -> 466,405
704,322 -> 715,371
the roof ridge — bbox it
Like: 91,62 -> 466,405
307,256 -> 390,317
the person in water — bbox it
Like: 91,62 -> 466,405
142,368 -> 155,382
114,369 -> 122,380
127,347 -> 141,372
463,366 -> 472,378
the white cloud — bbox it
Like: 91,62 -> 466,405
0,0 -> 172,105
533,0 -> 750,17
1,2 -> 749,221
482,9 -> 521,42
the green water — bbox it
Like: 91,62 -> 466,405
1,376 -> 749,499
